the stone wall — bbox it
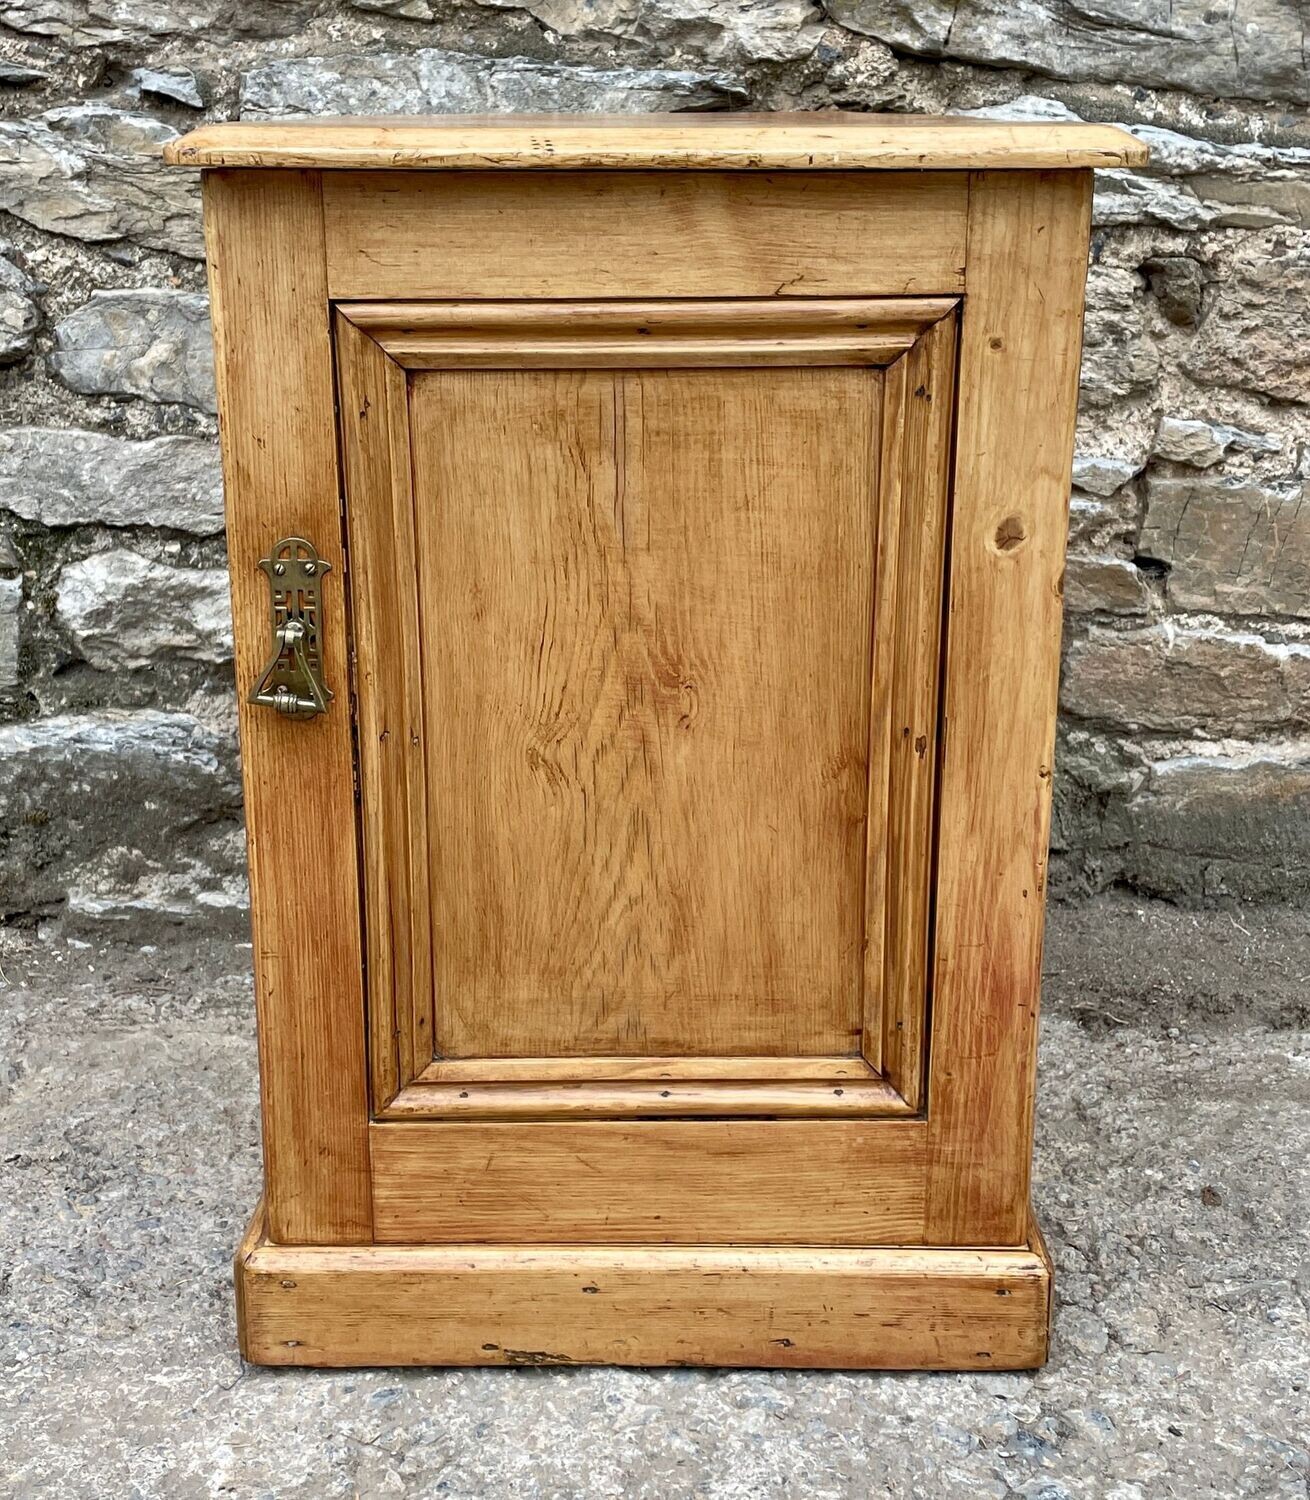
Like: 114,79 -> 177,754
0,1 -> 1306,931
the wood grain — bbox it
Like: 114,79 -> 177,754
871,312 -> 958,1105
202,169 -> 371,1245
417,1054 -> 878,1082
232,1194 -> 265,1358
382,1078 -> 912,1120
926,170 -> 1093,1245
167,112 -> 1147,172
323,171 -> 968,299
370,1120 -> 927,1244
389,1049 -> 905,1119
337,298 -> 957,368
409,365 -> 879,1059
236,1201 -> 1053,1370
334,315 -> 434,1103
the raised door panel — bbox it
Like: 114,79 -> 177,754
410,365 -> 877,1060
336,298 -> 955,1140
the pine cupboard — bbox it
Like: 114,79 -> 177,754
166,114 -> 1146,1370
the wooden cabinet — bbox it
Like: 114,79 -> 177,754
168,113 -> 1145,1370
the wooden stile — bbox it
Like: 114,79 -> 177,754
926,171 -> 1094,1246
201,171 -> 371,1246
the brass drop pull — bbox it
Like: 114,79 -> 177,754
250,536 -> 333,720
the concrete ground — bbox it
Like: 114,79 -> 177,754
1,894 -> 1307,1499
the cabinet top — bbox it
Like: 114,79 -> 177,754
164,112 -> 1146,172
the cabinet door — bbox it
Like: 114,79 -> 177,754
336,298 -> 956,1245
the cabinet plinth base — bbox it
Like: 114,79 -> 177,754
235,1201 -> 1053,1371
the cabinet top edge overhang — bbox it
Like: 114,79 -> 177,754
164,112 -> 1147,173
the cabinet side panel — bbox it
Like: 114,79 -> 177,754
927,170 -> 1092,1245
203,169 -> 371,1244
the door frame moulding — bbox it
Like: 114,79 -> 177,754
336,298 -> 959,368
333,297 -> 959,1123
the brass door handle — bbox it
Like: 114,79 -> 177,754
250,536 -> 333,720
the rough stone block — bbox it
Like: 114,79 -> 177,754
1061,623 -> 1310,735
468,0 -> 826,63
1068,491 -> 1140,556
50,291 -> 215,411
1092,170 -> 1216,232
0,574 -> 20,690
823,0 -> 1309,105
959,96 -> 1310,232
1139,474 -> 1309,619
55,549 -> 232,669
0,248 -> 40,364
0,428 -> 224,532
0,0 -> 317,44
1071,454 -> 1141,499
0,288 -> 38,365
1125,743 -> 1310,900
65,826 -> 248,932
1050,725 -> 1142,866
1079,266 -> 1158,406
0,105 -> 202,259
0,709 -> 242,923
0,61 -> 46,84
1064,556 -> 1151,616
1185,233 -> 1310,404
132,67 -> 205,109
1152,416 -> 1280,469
240,49 -> 746,117
351,0 -> 434,16
1132,125 -> 1310,230
1099,125 -> 1310,232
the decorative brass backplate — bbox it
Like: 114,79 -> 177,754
250,536 -> 333,720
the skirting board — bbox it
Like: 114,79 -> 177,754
235,1201 -> 1053,1370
